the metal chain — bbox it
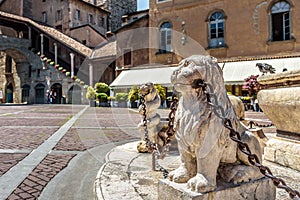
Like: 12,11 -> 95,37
249,120 -> 274,128
192,79 -> 300,200
140,91 -> 178,178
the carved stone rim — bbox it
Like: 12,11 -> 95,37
258,69 -> 300,89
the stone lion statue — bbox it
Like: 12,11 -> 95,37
137,82 -> 163,152
169,55 -> 263,193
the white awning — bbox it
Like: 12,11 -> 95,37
110,57 -> 300,89
221,57 -> 300,85
110,65 -> 179,89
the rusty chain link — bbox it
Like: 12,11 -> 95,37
192,79 -> 300,200
140,90 -> 178,178
249,120 -> 274,128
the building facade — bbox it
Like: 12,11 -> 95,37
0,0 -> 110,48
0,11 -> 92,104
149,0 -> 300,96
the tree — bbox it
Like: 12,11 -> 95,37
128,85 -> 139,102
154,84 -> 166,102
243,75 -> 259,97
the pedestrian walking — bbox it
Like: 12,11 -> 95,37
49,89 -> 56,104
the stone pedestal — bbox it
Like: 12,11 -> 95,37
158,178 -> 276,200
258,69 -> 300,171
264,137 -> 300,171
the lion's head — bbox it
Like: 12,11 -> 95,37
139,82 -> 158,102
171,55 -> 233,115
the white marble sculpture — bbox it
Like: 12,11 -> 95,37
169,55 -> 263,193
137,82 -> 162,152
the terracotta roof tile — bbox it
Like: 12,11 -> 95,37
91,40 -> 116,58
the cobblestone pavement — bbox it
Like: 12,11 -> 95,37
0,105 -> 299,200
0,105 -> 141,199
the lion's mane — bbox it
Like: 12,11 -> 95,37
171,55 -> 241,159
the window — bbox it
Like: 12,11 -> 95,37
75,9 -> 80,21
56,10 -> 62,21
271,1 -> 291,41
209,12 -> 225,48
157,0 -> 171,2
99,16 -> 105,27
88,14 -> 94,24
123,48 -> 132,66
5,55 -> 12,73
42,12 -> 47,23
159,22 -> 172,53
28,65 -> 32,78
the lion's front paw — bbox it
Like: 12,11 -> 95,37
219,165 -> 263,184
169,164 -> 191,183
187,173 -> 215,193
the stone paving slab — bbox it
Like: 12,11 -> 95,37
97,140 -> 300,200
0,154 -> 28,176
7,154 -> 76,200
0,118 -> 68,126
54,127 -> 139,151
0,105 -> 88,199
0,127 -> 58,149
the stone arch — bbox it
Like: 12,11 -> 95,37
68,84 -> 82,104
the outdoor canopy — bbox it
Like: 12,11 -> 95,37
110,57 -> 300,89
110,65 -> 179,89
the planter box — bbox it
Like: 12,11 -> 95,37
118,101 -> 127,108
89,100 -> 96,107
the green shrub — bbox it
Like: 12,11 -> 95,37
128,85 -> 139,102
95,82 -> 110,93
86,86 -> 96,100
96,93 -> 108,102
155,84 -> 166,102
115,93 -> 128,102
108,96 -> 115,101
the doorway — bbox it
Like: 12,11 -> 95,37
68,85 -> 81,104
35,84 -> 45,104
51,83 -> 62,104
6,83 -> 13,103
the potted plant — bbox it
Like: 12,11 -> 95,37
108,96 -> 115,107
94,82 -> 110,106
115,93 -> 128,107
128,85 -> 139,108
155,84 -> 167,107
86,86 -> 96,107
96,93 -> 108,107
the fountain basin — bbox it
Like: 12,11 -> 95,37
257,69 -> 300,171
258,69 -> 300,140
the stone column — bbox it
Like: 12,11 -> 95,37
54,43 -> 58,65
89,63 -> 93,87
40,34 -> 44,55
70,53 -> 74,77
28,27 -> 32,47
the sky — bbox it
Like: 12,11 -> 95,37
137,0 -> 149,11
